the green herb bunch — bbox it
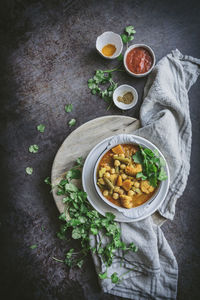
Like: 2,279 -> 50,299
88,69 -> 119,110
133,146 -> 168,187
48,158 -> 138,284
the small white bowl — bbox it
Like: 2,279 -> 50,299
113,84 -> 138,110
96,31 -> 123,59
124,44 -> 156,77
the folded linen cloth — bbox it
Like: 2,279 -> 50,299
90,49 -> 200,300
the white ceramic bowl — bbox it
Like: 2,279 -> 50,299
113,84 -> 138,110
124,44 -> 156,77
96,31 -> 123,59
92,134 -> 170,219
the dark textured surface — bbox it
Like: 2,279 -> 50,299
0,0 -> 200,299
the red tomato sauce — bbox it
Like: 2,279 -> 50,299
126,47 -> 153,74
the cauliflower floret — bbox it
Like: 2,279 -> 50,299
140,180 -> 155,194
125,164 -> 142,176
120,195 -> 133,209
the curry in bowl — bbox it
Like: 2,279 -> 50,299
96,144 -> 167,209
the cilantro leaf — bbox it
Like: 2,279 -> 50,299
30,244 -> 37,250
37,124 -> 45,133
125,25 -> 136,36
121,33 -> 129,44
99,271 -> 108,280
133,146 -> 167,187
121,25 -> 136,44
29,144 -> 39,153
76,157 -> 84,167
68,119 -> 76,127
65,104 -> 73,113
117,53 -> 123,61
26,167 -> 33,175
44,177 -> 51,185
65,183 -> 79,193
66,168 -> 81,180
111,272 -> 120,284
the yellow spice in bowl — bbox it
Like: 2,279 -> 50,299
102,44 -> 116,57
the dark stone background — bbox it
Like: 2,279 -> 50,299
0,0 -> 199,299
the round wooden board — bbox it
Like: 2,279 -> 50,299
51,115 -> 166,226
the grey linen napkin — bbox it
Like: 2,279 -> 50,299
90,49 -> 200,300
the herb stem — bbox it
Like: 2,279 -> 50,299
52,257 -> 64,263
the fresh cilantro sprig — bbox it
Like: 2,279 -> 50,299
26,167 -> 33,175
132,146 -> 168,187
37,124 -> 45,133
50,159 -> 138,283
29,144 -> 39,153
65,104 -> 73,113
88,69 -> 120,110
68,118 -> 76,127
121,25 -> 136,44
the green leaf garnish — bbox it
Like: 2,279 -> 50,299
30,244 -> 37,249
37,124 -> 45,133
44,177 -> 51,185
117,53 -> 123,61
133,146 -> 167,187
26,167 -> 33,175
68,118 -> 76,127
125,25 -> 136,36
121,25 -> 136,44
99,271 -> 108,280
29,144 -> 39,153
111,272 -> 120,284
76,157 -> 84,167
65,104 -> 73,113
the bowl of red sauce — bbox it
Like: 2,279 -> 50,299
124,44 -> 155,77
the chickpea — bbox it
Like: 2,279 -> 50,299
98,178 -> 105,185
128,190 -> 135,197
135,188 -> 142,194
114,186 -> 120,193
114,160 -> 120,167
118,188 -> 124,195
119,153 -> 125,158
113,193 -> 119,200
120,164 -> 126,170
134,181 -> 140,188
110,168 -> 115,174
121,173 -> 127,180
104,172 -> 111,178
105,165 -> 111,171
103,190 -> 109,197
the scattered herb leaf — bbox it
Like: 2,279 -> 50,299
111,272 -> 120,284
29,144 -> 39,153
76,157 -> 84,167
68,119 -> 76,127
26,167 -> 33,175
99,271 -> 108,280
117,53 -> 123,61
121,25 -> 136,44
30,244 -> 37,250
37,124 -> 45,133
44,177 -> 51,185
65,104 -> 73,113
